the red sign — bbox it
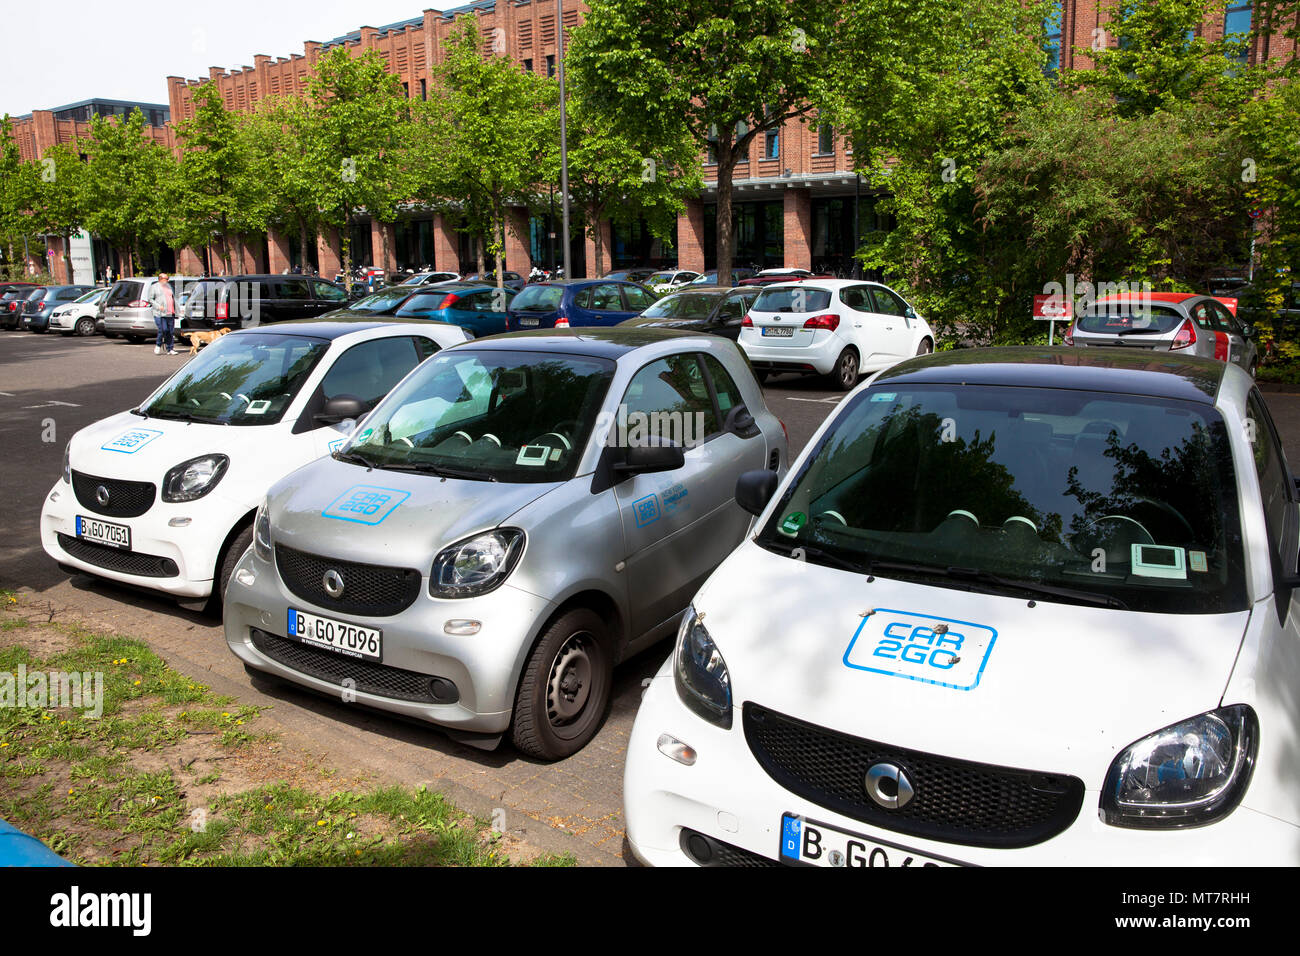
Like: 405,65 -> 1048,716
1033,294 -> 1073,321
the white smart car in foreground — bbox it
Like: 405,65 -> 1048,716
738,279 -> 935,390
41,320 -> 468,612
624,347 -> 1300,865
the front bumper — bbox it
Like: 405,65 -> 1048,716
223,547 -> 555,735
624,658 -> 1300,867
40,480 -> 235,599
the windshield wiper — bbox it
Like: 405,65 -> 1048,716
941,566 -> 1128,610
760,539 -> 869,573
333,449 -> 379,469
129,407 -> 148,418
147,410 -> 212,425
375,461 -> 497,482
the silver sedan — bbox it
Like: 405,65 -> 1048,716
224,328 -> 787,759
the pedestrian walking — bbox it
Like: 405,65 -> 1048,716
149,273 -> 179,355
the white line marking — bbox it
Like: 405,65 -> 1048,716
23,400 -> 80,409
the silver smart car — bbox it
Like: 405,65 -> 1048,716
224,329 -> 787,759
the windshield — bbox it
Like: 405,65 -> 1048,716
1076,304 -> 1182,334
753,287 -> 832,313
75,288 -> 106,304
141,332 -> 328,425
646,272 -> 676,285
350,289 -> 413,313
757,383 -> 1246,614
342,349 -> 615,483
642,293 -> 719,319
511,285 -> 564,312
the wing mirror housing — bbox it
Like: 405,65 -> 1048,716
736,469 -> 780,516
316,394 -> 364,425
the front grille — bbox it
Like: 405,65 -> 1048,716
679,829 -> 781,867
275,544 -> 421,617
743,704 -> 1084,849
57,533 -> 178,578
71,470 -> 155,518
250,628 -> 456,704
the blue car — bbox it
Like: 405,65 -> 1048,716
505,279 -> 659,331
393,282 -> 518,337
21,285 -> 95,333
0,819 -> 73,866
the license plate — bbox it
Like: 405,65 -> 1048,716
779,814 -> 964,868
761,326 -> 794,337
518,317 -> 540,327
75,515 -> 130,550
286,608 -> 382,661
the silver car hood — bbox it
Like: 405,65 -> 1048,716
267,456 -> 563,565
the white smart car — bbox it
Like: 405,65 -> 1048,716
49,287 -> 110,336
41,320 -> 468,612
739,279 -> 935,390
624,346 -> 1300,866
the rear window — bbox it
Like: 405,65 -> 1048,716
1076,304 -> 1182,334
107,281 -> 144,306
753,287 -> 833,313
511,285 -> 564,312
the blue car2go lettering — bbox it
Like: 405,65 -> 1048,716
843,610 -> 998,691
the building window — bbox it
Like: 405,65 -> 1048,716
1044,0 -> 1063,75
1225,1 -> 1252,63
706,124 -> 718,165
523,58 -> 533,73
764,129 -> 779,161
420,78 -> 427,100
545,55 -> 556,77
402,81 -> 410,98
816,122 -> 834,155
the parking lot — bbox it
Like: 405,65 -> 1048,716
0,330 -> 866,864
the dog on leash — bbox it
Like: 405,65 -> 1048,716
183,327 -> 231,354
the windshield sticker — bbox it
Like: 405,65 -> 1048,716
1188,550 -> 1208,573
323,485 -> 410,525
632,493 -> 660,528
1130,544 -> 1186,580
870,392 -> 897,402
101,428 -> 164,454
245,399 -> 271,415
844,610 -> 998,692
779,512 -> 807,536
328,438 -> 345,453
662,481 -> 689,514
516,444 -> 550,466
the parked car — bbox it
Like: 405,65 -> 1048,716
181,275 -> 352,331
688,269 -> 757,287
461,270 -> 528,292
100,276 -> 202,342
41,320 -> 469,613
390,282 -> 517,337
739,268 -> 834,287
399,271 -> 461,287
0,284 -> 40,330
506,279 -> 659,331
619,286 -> 760,341
625,347 -> 1300,866
21,284 -> 96,333
1065,292 -> 1259,377
49,287 -> 111,337
644,270 -> 702,295
316,287 -> 423,320
602,268 -> 659,284
739,279 -> 936,390
224,328 -> 787,758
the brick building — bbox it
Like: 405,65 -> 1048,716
12,0 -> 1296,283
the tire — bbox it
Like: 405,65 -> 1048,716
915,337 -> 934,356
207,525 -> 254,618
75,317 -> 95,337
511,608 -> 612,760
827,348 -> 859,392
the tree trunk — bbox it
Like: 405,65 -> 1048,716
496,216 -> 505,290
475,232 -> 485,276
299,220 -> 310,272
592,207 -> 606,278
341,210 -> 353,292
716,132 -> 736,282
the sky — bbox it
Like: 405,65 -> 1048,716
1,0 -> 432,117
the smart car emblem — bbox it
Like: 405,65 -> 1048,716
322,569 -> 345,598
95,485 -> 110,506
865,762 -> 914,810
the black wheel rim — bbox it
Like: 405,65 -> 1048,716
546,631 -> 597,736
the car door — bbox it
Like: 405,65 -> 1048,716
1211,300 -> 1254,371
865,285 -> 919,359
710,291 -> 754,340
611,351 -> 748,638
620,283 -> 658,320
577,283 -> 635,327
310,279 -> 349,318
836,285 -> 894,365
275,277 -> 316,322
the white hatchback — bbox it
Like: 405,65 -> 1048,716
738,279 -> 935,390
41,320 -> 469,611
49,287 -> 110,336
624,347 -> 1300,866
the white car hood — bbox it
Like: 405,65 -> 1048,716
695,540 -> 1249,785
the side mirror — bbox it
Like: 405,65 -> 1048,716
613,439 -> 685,477
723,403 -> 759,438
316,394 -> 364,425
736,469 -> 780,517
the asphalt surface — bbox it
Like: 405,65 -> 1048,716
4,329 -> 1299,865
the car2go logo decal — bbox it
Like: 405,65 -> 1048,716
100,428 -> 164,454
322,485 -> 410,525
843,610 -> 998,691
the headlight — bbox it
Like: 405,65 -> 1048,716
161,454 -> 229,503
253,500 -> 272,562
673,605 -> 732,729
1101,705 -> 1257,829
62,442 -> 71,484
429,529 -> 524,598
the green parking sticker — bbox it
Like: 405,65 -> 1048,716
780,512 -> 807,536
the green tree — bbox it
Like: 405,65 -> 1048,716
245,96 -> 325,272
568,0 -> 839,279
27,141 -> 87,282
0,116 -> 37,275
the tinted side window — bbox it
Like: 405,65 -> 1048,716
278,278 -> 313,301
313,281 -> 348,302
717,294 -> 748,321
413,336 -> 442,360
622,285 -> 657,310
869,286 -> 908,317
589,284 -> 625,310
1246,390 -> 1294,576
840,286 -> 872,311
321,338 -> 421,409
621,354 -> 718,443
703,354 -> 743,416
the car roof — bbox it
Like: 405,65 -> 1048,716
874,346 -> 1227,403
228,319 -> 442,341
468,327 -> 697,357
1095,291 -> 1199,304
